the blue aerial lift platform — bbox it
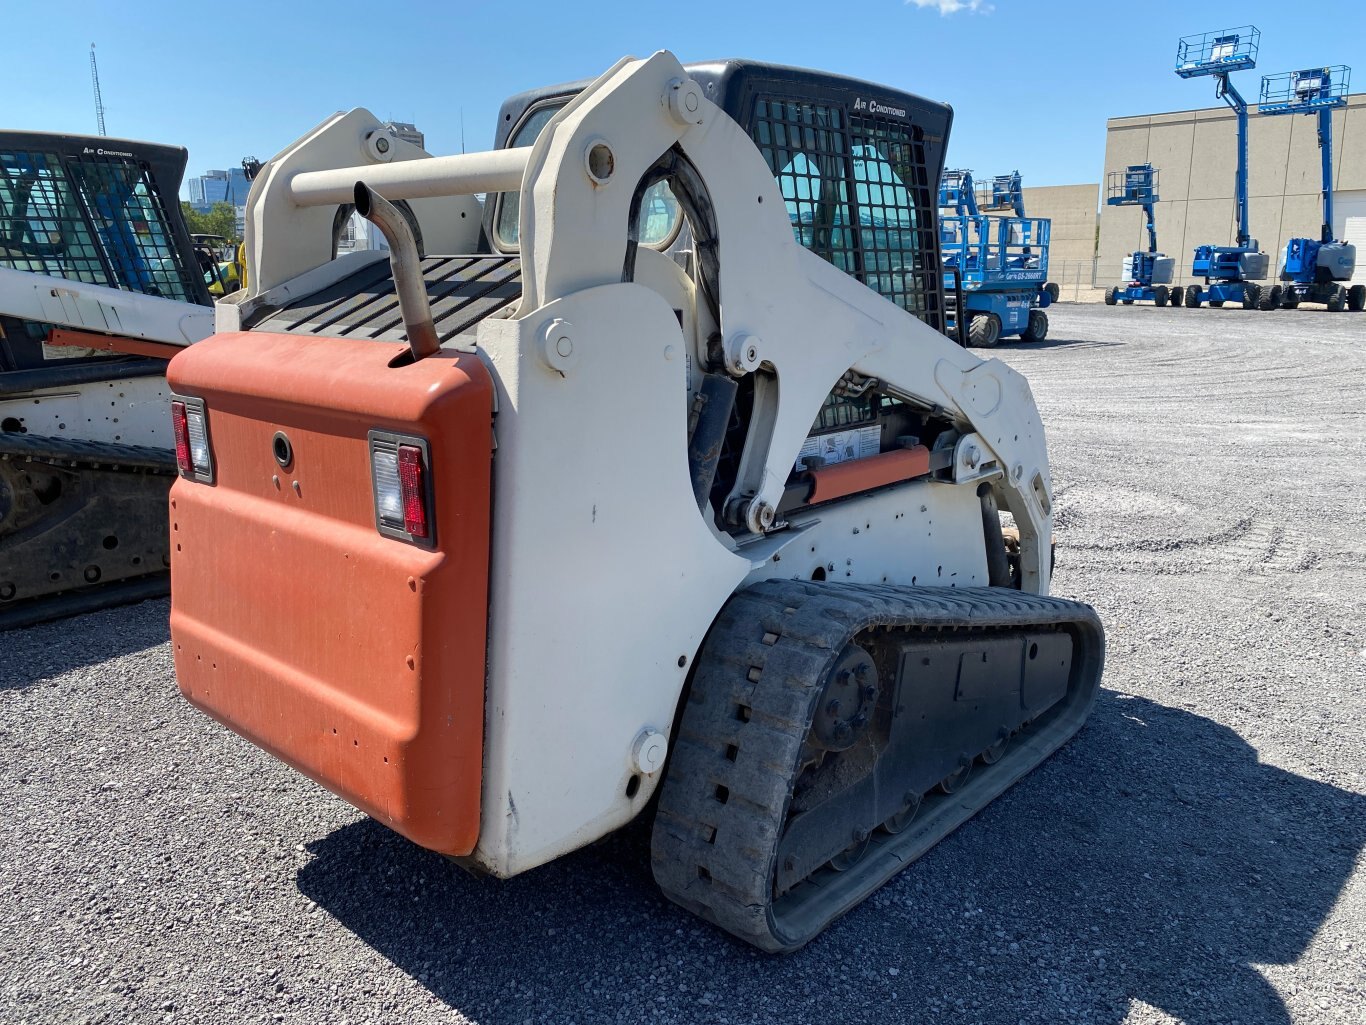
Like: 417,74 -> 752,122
1255,66 -> 1363,311
1103,164 -> 1179,307
976,174 -> 1062,305
938,168 -> 1055,347
1175,26 -> 1270,309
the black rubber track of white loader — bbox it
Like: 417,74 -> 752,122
0,432 -> 176,474
0,433 -> 175,630
650,580 -> 1105,953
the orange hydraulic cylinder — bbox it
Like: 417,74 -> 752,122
807,445 -> 931,504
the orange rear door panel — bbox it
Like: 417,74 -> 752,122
167,333 -> 492,856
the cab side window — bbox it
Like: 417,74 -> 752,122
756,100 -> 855,274
749,96 -> 940,328
496,103 -> 681,250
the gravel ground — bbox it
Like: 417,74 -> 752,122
2,304 -> 1364,1025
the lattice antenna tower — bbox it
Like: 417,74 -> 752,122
89,43 -> 107,136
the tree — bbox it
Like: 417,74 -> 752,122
180,201 -> 240,243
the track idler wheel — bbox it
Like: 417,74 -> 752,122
829,829 -> 871,871
880,792 -> 923,835
937,758 -> 973,794
979,728 -> 1011,766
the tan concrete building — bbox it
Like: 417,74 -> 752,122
1097,93 -> 1366,293
1022,183 -> 1099,300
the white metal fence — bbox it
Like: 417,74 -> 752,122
1048,258 -> 1103,302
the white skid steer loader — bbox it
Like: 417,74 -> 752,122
0,131 -> 216,627
167,53 -> 1105,951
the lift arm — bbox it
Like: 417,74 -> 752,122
963,175 -> 981,217
1317,108 -> 1334,244
1216,74 -> 1252,248
1175,27 -> 1260,251
1256,66 -> 1350,246
1001,172 -> 1025,218
1104,164 -> 1160,255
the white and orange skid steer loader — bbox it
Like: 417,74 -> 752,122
166,52 -> 1104,952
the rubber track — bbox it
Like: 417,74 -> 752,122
650,579 -> 1104,952
0,575 -> 169,632
1,433 -> 174,630
0,433 -> 176,474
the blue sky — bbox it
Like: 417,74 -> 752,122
6,1 -> 1362,194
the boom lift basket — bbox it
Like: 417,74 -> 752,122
1176,26 -> 1259,78
1106,165 -> 1159,206
1257,66 -> 1350,114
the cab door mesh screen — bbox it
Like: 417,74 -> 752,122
0,149 -> 198,302
750,98 -> 942,331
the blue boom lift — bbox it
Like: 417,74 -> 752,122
1103,164 -> 1179,307
1255,65 -> 1363,312
980,170 -> 1024,217
939,168 -> 1055,347
1175,25 -> 1270,309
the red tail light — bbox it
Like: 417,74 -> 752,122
171,400 -> 191,474
368,431 -> 434,547
398,444 -> 428,538
169,395 -> 214,482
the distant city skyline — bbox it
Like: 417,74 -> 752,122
182,121 -> 424,208
185,166 -> 251,211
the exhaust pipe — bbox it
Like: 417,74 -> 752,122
353,181 -> 440,361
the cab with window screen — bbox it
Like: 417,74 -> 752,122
0,131 -> 211,376
489,60 -> 952,335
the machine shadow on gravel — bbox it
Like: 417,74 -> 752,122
0,598 -> 169,691
297,691 -> 1364,1025
992,335 -> 1123,353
